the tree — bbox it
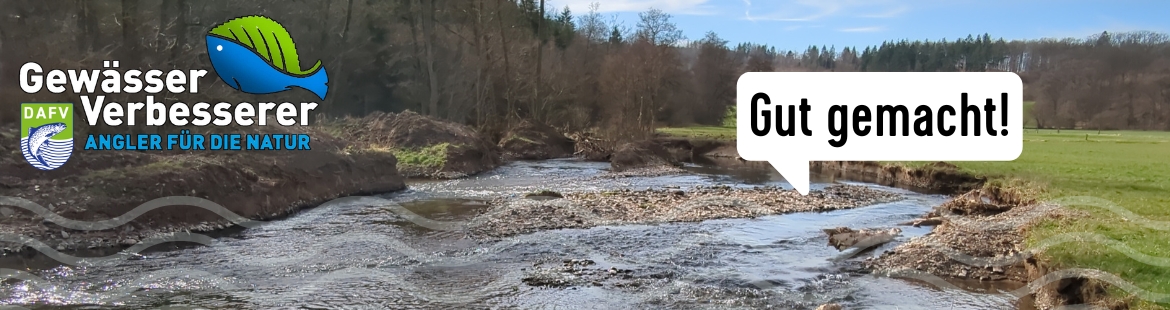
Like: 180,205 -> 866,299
552,6 -> 574,49
692,31 -> 737,125
634,8 -> 683,46
576,2 -> 606,43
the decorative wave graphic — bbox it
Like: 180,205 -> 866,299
1048,196 -> 1170,231
0,195 -> 460,232
1,268 -> 243,306
0,232 -> 214,267
19,138 -> 72,170
0,266 -> 523,307
4,190 -> 1165,307
914,232 -> 1170,268
886,268 -> 1170,304
0,195 -> 263,231
892,196 -> 1170,269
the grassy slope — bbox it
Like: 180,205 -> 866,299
659,122 -> 1169,308
948,130 -> 1169,309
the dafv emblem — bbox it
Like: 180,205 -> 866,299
20,103 -> 73,170
205,16 -> 328,100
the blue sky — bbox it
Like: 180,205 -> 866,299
547,0 -> 1170,51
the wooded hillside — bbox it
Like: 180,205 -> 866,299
2,1 -> 1167,138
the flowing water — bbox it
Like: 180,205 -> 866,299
0,160 -> 1025,309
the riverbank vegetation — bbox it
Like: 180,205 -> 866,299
919,130 -> 1170,309
658,126 -> 1169,308
4,2 -> 1169,142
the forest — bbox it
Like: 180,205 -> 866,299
2,0 -> 1168,142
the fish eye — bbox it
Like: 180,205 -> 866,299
216,45 -> 223,52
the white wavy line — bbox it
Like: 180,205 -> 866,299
0,232 -> 214,267
218,232 -> 493,268
1049,196 -> 1170,231
886,268 -> 1170,304
254,267 -> 524,304
1,266 -> 520,307
0,195 -> 465,232
1,268 -> 242,305
917,232 -> 1170,268
898,196 -> 1170,269
0,196 -> 264,230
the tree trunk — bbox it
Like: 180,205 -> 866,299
121,0 -> 139,67
422,0 -> 440,117
533,0 -> 544,122
495,0 -> 514,121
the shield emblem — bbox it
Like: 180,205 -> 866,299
20,103 -> 73,171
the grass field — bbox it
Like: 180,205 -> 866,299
658,123 -> 1169,308
947,129 -> 1170,309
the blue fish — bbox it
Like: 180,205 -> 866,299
205,36 -> 329,100
26,122 -> 67,167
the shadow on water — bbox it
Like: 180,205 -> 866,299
0,159 -> 1026,309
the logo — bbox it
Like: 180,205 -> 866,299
205,16 -> 329,100
20,103 -> 73,171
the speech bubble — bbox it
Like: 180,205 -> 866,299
736,72 -> 1023,195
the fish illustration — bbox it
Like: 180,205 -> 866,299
26,122 -> 67,167
206,36 -> 329,100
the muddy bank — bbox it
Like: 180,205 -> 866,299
811,161 -> 986,193
863,185 -> 1104,309
498,120 -> 575,160
609,139 -> 684,172
0,122 -> 406,253
467,184 -> 902,237
321,111 -> 502,179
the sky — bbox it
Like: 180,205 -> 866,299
546,0 -> 1170,51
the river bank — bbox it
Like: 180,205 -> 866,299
0,112 -> 512,253
4,119 -> 1153,309
659,125 -> 1169,309
0,123 -> 407,253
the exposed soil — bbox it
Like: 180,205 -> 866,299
652,137 -> 696,162
1026,257 -> 1129,309
320,111 -> 502,178
0,122 -> 405,253
498,120 -> 575,160
609,139 -> 683,172
811,161 -> 986,193
864,185 -> 1094,309
697,141 -> 740,159
467,184 -> 902,238
647,136 -> 1118,309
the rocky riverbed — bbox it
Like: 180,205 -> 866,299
467,184 -> 903,237
862,185 -> 1080,309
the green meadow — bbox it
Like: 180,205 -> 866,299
658,103 -> 1170,308
948,129 -> 1170,309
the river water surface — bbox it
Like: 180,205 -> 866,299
1,160 -> 1023,309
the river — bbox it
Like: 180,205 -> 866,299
0,159 -> 1024,309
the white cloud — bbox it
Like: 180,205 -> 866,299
839,26 -> 885,32
744,0 -> 911,22
859,5 -> 908,18
549,0 -> 714,15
